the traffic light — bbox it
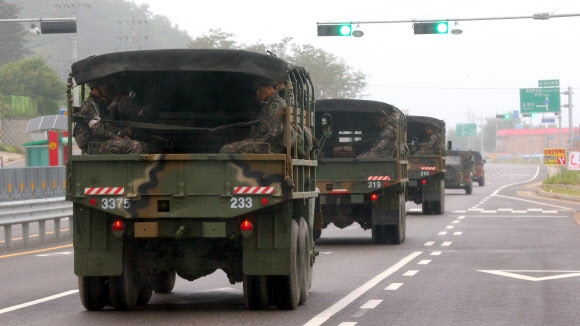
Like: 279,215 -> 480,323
413,22 -> 448,35
40,19 -> 77,34
317,24 -> 352,36
495,114 -> 510,119
522,113 -> 536,118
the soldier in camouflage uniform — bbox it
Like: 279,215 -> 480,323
357,114 -> 397,159
73,80 -> 159,155
419,126 -> 442,154
220,82 -> 310,157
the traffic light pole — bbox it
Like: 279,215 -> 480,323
562,86 -> 574,150
317,12 -> 580,28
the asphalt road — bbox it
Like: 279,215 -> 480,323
1,163 -> 580,326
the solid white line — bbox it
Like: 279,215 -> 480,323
384,283 -> 403,290
491,166 -> 539,197
360,300 -> 382,309
0,290 -> 78,315
302,251 -> 422,326
494,194 -> 571,210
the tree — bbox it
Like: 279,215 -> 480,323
188,30 -> 368,99
0,57 -> 65,117
0,0 -> 31,67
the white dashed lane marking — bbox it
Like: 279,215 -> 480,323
424,241 -> 435,246
385,283 -> 403,290
418,260 -> 431,265
431,251 -> 442,256
403,270 -> 419,276
441,241 -> 452,246
360,300 -> 382,309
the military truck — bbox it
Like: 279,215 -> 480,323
471,150 -> 486,186
444,149 -> 474,194
406,116 -> 446,214
66,49 -> 317,311
313,99 -> 408,244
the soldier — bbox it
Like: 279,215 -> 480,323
357,113 -> 398,159
73,79 -> 158,155
220,81 -> 287,154
419,125 -> 442,154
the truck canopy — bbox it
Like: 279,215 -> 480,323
71,49 -> 289,85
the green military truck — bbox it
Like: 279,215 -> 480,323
66,49 -> 317,311
445,149 -> 474,194
313,99 -> 408,244
406,116 -> 446,215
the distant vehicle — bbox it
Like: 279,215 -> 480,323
471,151 -> 486,186
66,49 -> 317,311
406,115 -> 446,214
314,99 -> 408,244
444,149 -> 474,195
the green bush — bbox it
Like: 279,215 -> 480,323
543,168 -> 580,185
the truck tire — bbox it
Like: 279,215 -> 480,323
78,276 -> 109,311
109,244 -> 140,310
243,275 -> 270,309
298,218 -> 312,304
153,270 -> 176,294
466,181 -> 473,195
137,286 -> 153,306
372,225 -> 388,244
387,194 -> 406,244
273,219 -> 300,310
478,177 -> 485,187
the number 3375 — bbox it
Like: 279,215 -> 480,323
101,198 -> 130,209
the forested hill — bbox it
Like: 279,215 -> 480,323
7,0 -> 193,79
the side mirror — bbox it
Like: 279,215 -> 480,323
321,113 -> 333,138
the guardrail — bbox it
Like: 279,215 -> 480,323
0,166 -> 66,202
0,197 -> 72,249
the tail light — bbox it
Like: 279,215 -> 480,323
240,219 -> 253,237
260,197 -> 269,206
89,198 -> 97,206
421,179 -> 427,186
370,193 -> 379,202
112,219 -> 125,237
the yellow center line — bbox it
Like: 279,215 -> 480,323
0,244 -> 73,259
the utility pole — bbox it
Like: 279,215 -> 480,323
562,86 -> 574,149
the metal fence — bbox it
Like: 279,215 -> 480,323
0,197 -> 72,249
0,166 -> 66,201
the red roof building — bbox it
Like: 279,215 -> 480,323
497,127 -> 580,154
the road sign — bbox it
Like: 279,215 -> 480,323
520,87 -> 561,113
539,79 -> 559,87
543,148 -> 566,165
568,152 -> 580,170
456,123 -> 477,136
542,118 -> 556,123
513,110 -> 520,119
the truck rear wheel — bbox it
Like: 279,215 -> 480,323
109,245 -> 140,310
153,270 -> 176,294
298,218 -> 312,304
387,194 -> 406,244
273,219 -> 300,310
466,182 -> 473,195
243,275 -> 270,309
372,225 -> 388,244
78,276 -> 109,311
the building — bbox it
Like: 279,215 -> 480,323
497,127 -> 580,156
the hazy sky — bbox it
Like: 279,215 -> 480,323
132,0 -> 580,132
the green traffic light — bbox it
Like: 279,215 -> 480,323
339,24 -> 352,36
504,114 -> 510,119
435,22 -> 448,34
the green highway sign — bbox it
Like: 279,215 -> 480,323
456,123 -> 477,136
519,87 -> 561,113
538,79 -> 559,87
